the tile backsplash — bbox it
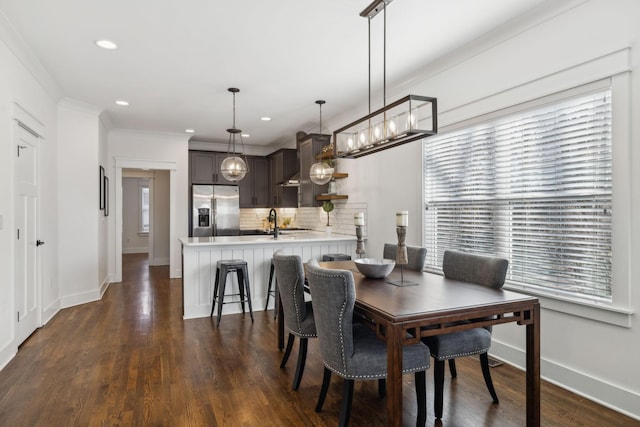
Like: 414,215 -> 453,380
240,202 -> 368,238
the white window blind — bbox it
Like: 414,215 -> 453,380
424,89 -> 612,301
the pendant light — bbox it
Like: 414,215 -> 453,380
333,0 -> 438,159
220,87 -> 249,182
309,100 -> 334,185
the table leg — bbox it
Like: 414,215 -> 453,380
526,303 -> 541,426
277,290 -> 284,350
386,323 -> 404,427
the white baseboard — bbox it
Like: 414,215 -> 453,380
490,340 -> 640,421
0,340 -> 17,372
41,298 -> 60,325
123,247 -> 148,254
99,276 -> 110,298
60,288 -> 102,309
149,257 -> 169,266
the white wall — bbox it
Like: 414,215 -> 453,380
98,115 -> 109,287
57,99 -> 105,307
122,177 -> 149,254
0,29 -> 60,368
150,170 -> 170,266
328,0 -> 640,419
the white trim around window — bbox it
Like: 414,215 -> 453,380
422,48 -> 633,327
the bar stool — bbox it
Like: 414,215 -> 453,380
264,259 -> 278,318
210,259 -> 254,325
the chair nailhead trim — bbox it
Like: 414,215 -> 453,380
323,363 -> 430,380
433,347 -> 490,360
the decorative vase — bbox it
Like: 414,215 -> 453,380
328,180 -> 337,195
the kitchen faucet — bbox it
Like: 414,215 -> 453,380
268,208 -> 278,239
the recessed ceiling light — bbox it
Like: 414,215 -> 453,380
115,100 -> 129,106
260,117 -> 271,121
185,129 -> 195,134
95,40 -> 118,50
241,133 -> 250,138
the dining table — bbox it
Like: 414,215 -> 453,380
277,260 -> 541,426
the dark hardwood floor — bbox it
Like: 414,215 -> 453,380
0,253 -> 636,426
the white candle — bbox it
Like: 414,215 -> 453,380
396,211 -> 408,227
354,212 -> 365,226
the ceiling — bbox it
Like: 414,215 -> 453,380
0,0 -> 555,150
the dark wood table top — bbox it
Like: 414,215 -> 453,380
321,260 -> 538,325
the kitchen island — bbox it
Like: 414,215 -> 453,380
180,232 -> 357,319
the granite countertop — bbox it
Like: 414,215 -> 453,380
180,231 -> 356,247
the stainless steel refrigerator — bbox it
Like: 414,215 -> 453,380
191,185 -> 240,237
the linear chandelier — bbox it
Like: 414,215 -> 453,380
334,0 -> 437,159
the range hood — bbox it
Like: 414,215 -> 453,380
279,171 -> 300,187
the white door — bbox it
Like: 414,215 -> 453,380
14,122 -> 40,345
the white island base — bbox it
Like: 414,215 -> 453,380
180,232 -> 357,319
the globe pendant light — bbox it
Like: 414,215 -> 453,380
220,87 -> 249,182
309,100 -> 334,185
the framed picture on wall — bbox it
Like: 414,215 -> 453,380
99,166 -> 105,210
103,176 -> 109,217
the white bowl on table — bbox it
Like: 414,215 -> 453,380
354,258 -> 396,279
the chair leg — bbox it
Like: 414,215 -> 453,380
378,378 -> 386,398
316,368 -> 332,412
415,370 -> 427,427
480,352 -> 499,403
339,379 -> 355,427
292,338 -> 308,390
265,261 -> 275,310
242,265 -> 254,321
216,269 -> 227,326
280,333 -> 295,368
237,268 -> 245,313
434,359 -> 445,419
273,279 -> 278,319
448,358 -> 457,378
210,268 -> 220,317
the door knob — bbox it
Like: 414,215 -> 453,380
36,240 -> 45,246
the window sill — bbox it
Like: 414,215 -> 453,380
503,284 -> 633,327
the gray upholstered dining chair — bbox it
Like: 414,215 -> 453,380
306,259 -> 430,427
272,250 -> 317,390
422,249 -> 509,420
383,243 -> 427,271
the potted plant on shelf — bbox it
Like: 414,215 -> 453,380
322,200 -> 334,234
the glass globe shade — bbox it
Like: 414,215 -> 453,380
309,162 -> 334,185
220,156 -> 248,182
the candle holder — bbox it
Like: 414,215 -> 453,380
355,225 -> 366,258
387,225 -> 417,286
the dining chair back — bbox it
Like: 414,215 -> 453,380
383,243 -> 427,271
306,258 -> 429,426
423,249 -> 508,420
272,250 -> 316,390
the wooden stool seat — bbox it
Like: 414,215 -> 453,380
211,259 -> 254,325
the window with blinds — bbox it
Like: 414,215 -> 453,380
423,88 -> 612,301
